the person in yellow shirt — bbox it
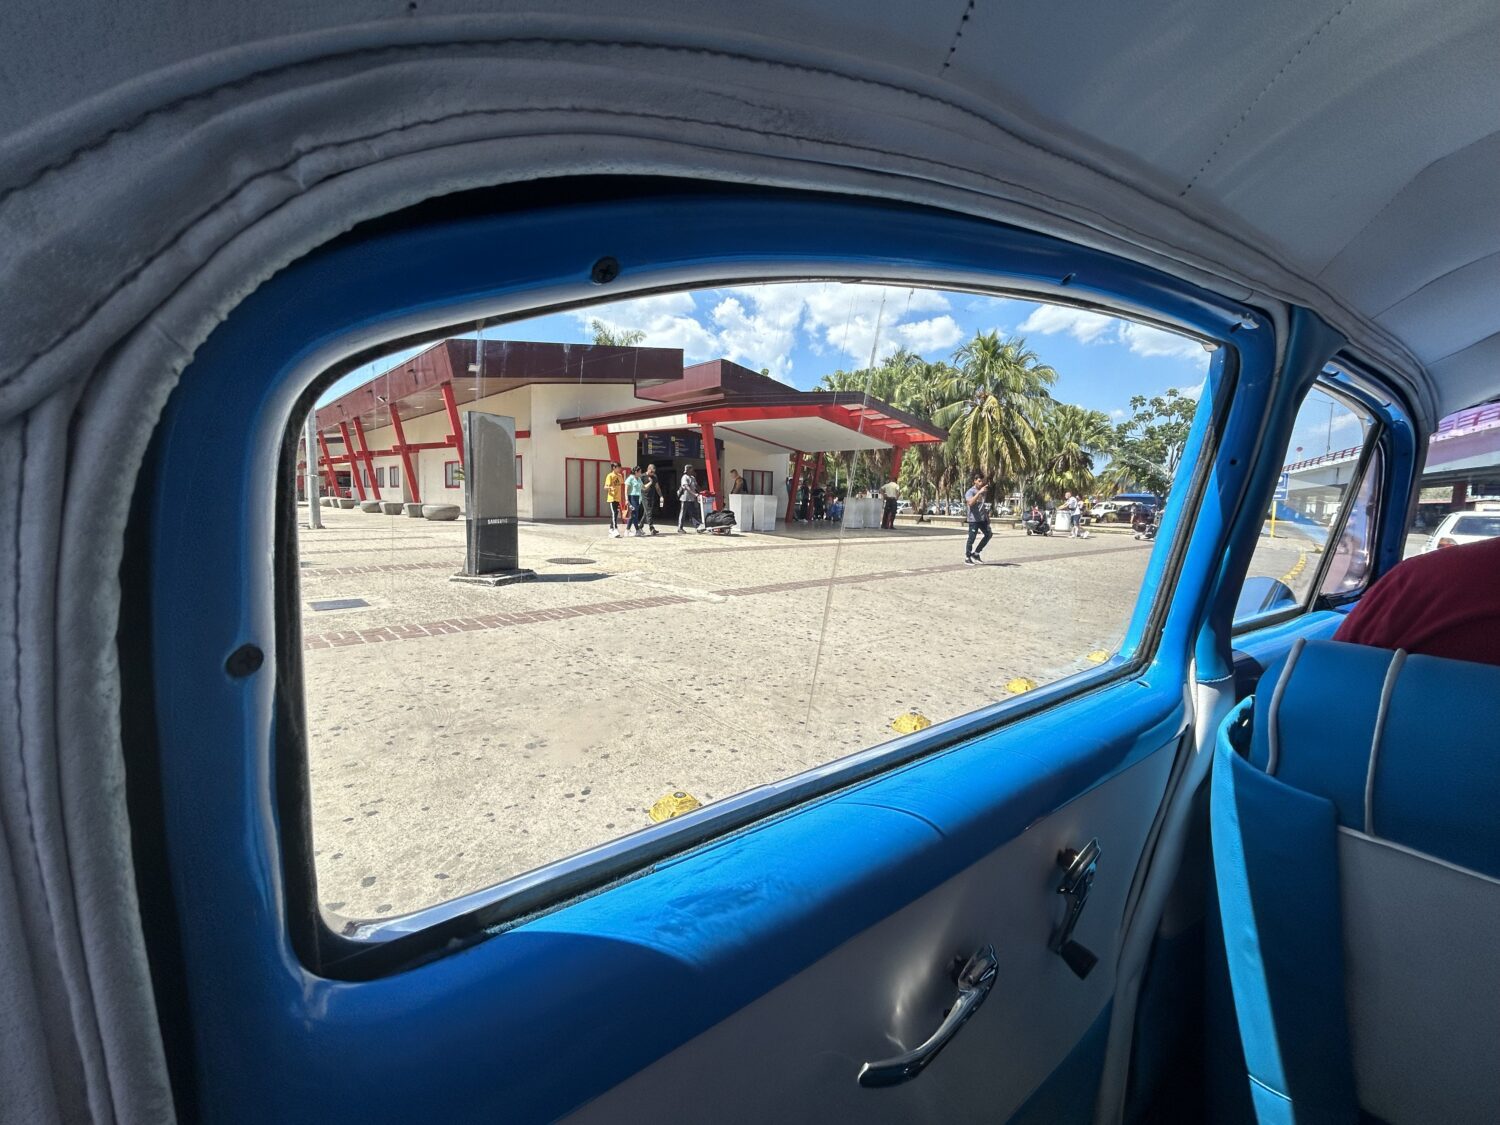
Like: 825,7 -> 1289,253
603,462 -> 624,538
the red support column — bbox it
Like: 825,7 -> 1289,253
605,431 -> 622,466
440,382 -> 465,463
352,417 -> 382,500
890,444 -> 906,482
786,452 -> 807,523
808,453 -> 825,495
338,422 -> 367,499
387,403 -> 421,504
699,422 -> 721,508
315,429 -> 339,497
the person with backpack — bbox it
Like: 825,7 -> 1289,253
677,465 -> 703,533
964,473 -> 993,565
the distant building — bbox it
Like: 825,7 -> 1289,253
308,339 -> 942,521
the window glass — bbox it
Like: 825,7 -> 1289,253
293,282 -> 1215,921
1408,403 -> 1500,555
1451,515 -> 1500,537
1318,445 -> 1381,599
1236,386 -> 1375,625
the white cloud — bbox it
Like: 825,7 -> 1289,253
1119,322 -> 1211,368
709,294 -> 804,380
575,292 -> 721,362
1019,305 -> 1211,372
896,315 -> 963,353
574,282 -> 958,380
786,284 -> 951,365
1019,305 -> 1117,344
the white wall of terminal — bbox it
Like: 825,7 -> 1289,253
356,384 -> 788,518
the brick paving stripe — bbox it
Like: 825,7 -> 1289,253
301,543 -> 1144,650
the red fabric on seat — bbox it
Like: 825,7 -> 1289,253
1334,535 -> 1500,666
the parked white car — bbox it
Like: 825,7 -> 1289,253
1424,508 -> 1500,551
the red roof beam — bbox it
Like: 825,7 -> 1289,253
337,422 -> 367,500
351,417 -> 382,499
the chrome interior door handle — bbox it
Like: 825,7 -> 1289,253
857,944 -> 999,1088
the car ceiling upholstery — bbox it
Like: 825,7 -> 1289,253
1,0 -> 1496,416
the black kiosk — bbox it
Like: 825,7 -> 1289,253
450,412 -> 535,586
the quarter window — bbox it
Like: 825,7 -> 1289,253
1235,384 -> 1381,626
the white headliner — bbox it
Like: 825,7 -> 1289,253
2,1 -> 1496,420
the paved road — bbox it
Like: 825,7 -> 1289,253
297,508 -> 1157,919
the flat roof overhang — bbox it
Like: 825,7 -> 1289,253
315,340 -> 682,435
558,395 -> 945,453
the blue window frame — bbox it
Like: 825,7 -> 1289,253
140,187 -> 1278,996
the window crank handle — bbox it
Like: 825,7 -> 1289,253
1051,839 -> 1100,979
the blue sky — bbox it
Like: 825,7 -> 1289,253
318,283 -> 1212,424
311,282 -> 1372,470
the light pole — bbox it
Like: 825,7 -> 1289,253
305,411 -> 322,529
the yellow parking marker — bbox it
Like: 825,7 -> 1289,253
1005,677 -> 1038,695
1278,551 -> 1309,586
891,710 -> 932,734
648,791 -> 702,823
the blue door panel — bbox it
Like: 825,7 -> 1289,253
177,694 -> 1189,1123
138,186 -> 1281,1123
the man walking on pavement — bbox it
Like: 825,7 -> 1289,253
603,461 -> 623,538
964,473 -> 993,565
678,464 -> 703,533
880,475 -> 901,530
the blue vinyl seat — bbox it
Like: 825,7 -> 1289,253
1212,638 -> 1500,1125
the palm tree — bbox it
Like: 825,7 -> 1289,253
590,319 -> 646,346
817,349 -> 927,498
892,358 -> 957,520
1032,404 -> 1115,502
935,331 -> 1057,494
817,347 -> 919,403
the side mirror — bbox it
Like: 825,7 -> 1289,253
1234,575 -> 1298,621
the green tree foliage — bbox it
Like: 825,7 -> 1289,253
1032,404 -> 1115,501
590,319 -> 647,346
816,349 -> 944,505
1099,389 -> 1198,496
806,332 -> 1065,517
934,332 -> 1056,494
800,330 -> 1195,519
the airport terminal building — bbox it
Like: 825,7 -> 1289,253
308,339 -> 942,522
